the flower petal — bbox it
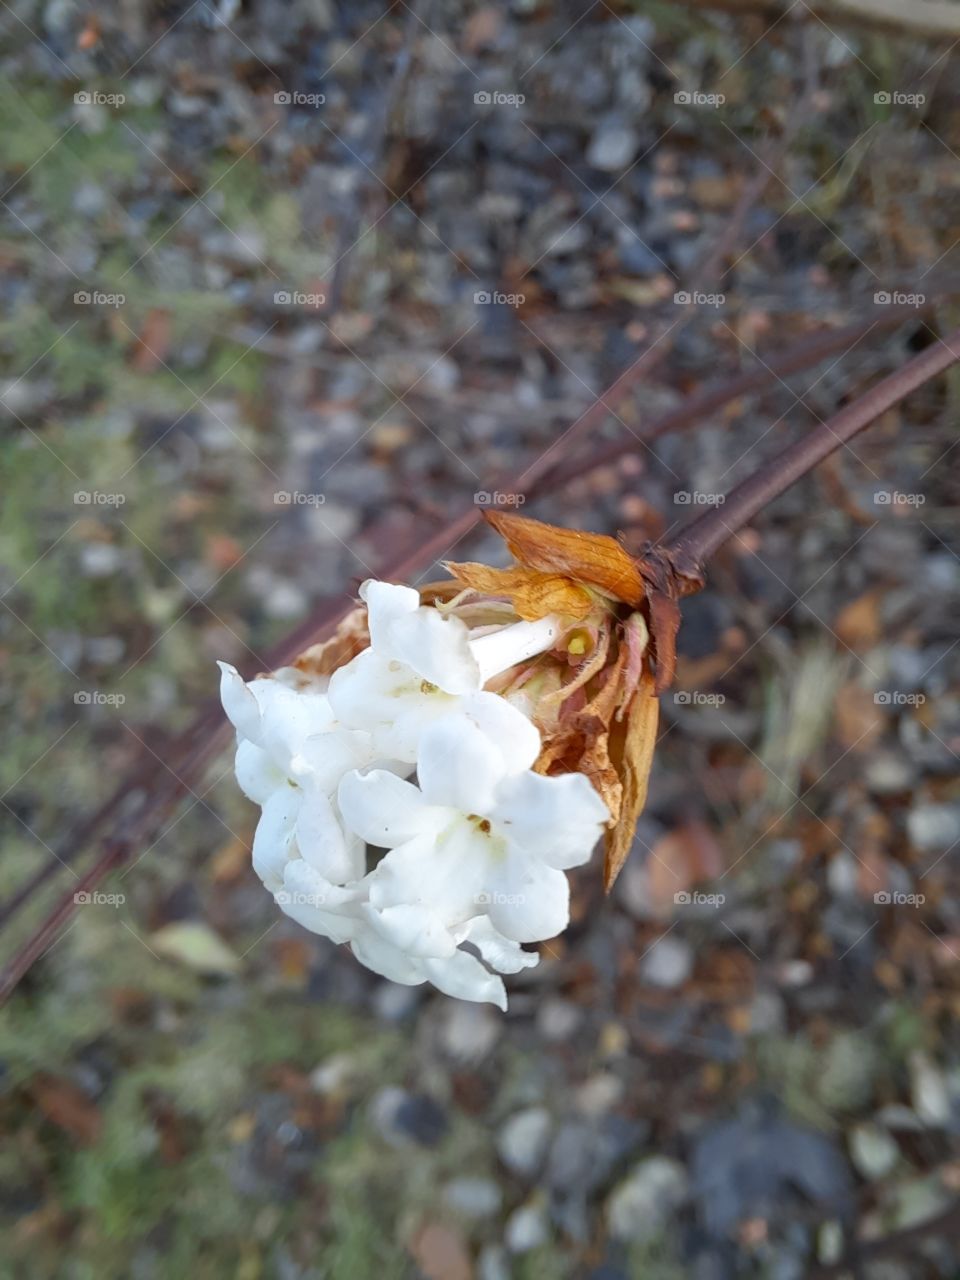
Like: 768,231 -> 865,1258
493,770 -> 608,869
255,680 -> 336,767
290,728 -> 378,794
368,826 -> 487,925
486,852 -> 570,942
459,692 -> 540,774
295,788 -> 366,883
360,579 -> 420,649
386,607 -> 480,694
328,648 -> 460,761
251,786 -> 300,891
363,903 -> 456,959
218,661 -> 262,742
422,950 -> 508,1010
337,769 -> 435,848
234,739 -> 284,805
277,859 -> 363,944
416,713 -> 509,813
350,928 -> 428,986
457,915 -> 540,974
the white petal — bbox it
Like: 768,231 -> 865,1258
251,786 -> 300,891
337,769 -> 435,848
360,579 -> 420,648
350,928 -> 428,986
329,648 -> 460,761
492,770 -> 608,869
234,739 -> 284,804
369,826 -> 487,925
416,714 -> 509,813
459,692 -> 541,774
386,608 -> 480,694
363,903 -> 456,959
255,680 -> 336,767
469,615 -> 561,684
486,852 -> 570,942
290,728 -> 378,794
457,915 -> 540,974
218,661 -> 262,743
422,950 -> 508,1010
277,859 -> 364,944
295,788 -> 366,883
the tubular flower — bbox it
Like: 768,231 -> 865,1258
327,579 -> 561,762
220,511 -> 665,1006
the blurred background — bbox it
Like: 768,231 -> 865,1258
2,1 -> 960,1276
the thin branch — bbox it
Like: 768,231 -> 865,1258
668,329 -> 960,570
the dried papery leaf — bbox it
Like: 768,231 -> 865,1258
444,561 -> 594,621
484,511 -> 645,607
604,669 -> 660,890
295,605 -> 369,677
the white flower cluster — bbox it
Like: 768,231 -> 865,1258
219,580 -> 608,1008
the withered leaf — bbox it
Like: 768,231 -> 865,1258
604,669 -> 659,890
295,605 -> 369,677
484,511 -> 645,607
444,561 -> 593,620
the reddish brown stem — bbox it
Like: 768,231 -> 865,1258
668,330 -> 960,570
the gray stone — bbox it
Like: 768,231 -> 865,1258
497,1107 -> 551,1177
441,1001 -> 501,1064
849,1123 -> 899,1180
909,1052 -> 952,1127
504,1201 -> 549,1253
640,934 -> 694,988
587,116 -> 640,172
443,1176 -> 502,1218
606,1156 -> 688,1242
536,996 -> 582,1042
864,751 -> 917,794
907,803 -> 960,853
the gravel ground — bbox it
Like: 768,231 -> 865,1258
2,2 -> 960,1277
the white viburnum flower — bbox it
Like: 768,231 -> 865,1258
327,579 -> 562,762
338,699 -> 609,945
218,661 -> 384,941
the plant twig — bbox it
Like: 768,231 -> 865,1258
667,329 -> 960,572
